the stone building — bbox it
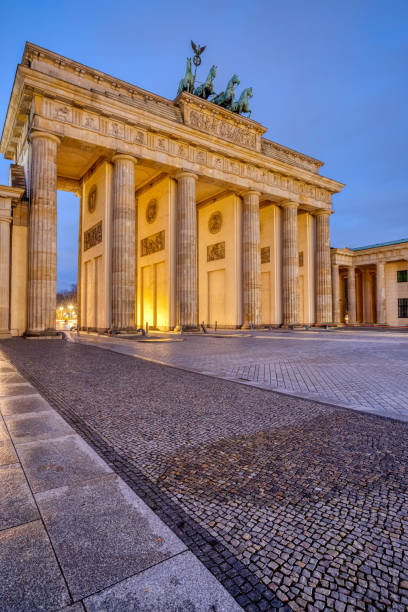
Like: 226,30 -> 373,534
331,239 -> 408,327
0,43 -> 346,335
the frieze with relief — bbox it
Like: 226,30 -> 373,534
39,99 -> 333,207
84,221 -> 102,251
207,241 -> 225,262
188,109 -> 257,149
141,230 -> 165,256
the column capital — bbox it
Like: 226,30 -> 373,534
30,130 -> 61,146
241,190 -> 261,198
280,200 -> 299,210
112,153 -> 138,165
175,171 -> 198,181
314,208 -> 332,217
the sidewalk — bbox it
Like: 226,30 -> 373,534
0,349 -> 241,611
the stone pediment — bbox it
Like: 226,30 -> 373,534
175,92 -> 266,152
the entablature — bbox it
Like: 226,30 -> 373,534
1,43 -> 345,212
331,244 -> 408,266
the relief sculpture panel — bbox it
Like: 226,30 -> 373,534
207,241 -> 225,262
189,110 -> 257,149
141,230 -> 165,256
84,221 -> 102,251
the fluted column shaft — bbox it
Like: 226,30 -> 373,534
282,202 -> 300,326
347,267 -> 356,324
376,261 -> 386,325
27,131 -> 60,334
332,263 -> 340,324
315,211 -> 332,324
242,191 -> 261,328
0,201 -> 12,334
112,154 -> 137,330
176,172 -> 198,330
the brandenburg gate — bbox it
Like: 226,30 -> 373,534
0,43 -> 344,335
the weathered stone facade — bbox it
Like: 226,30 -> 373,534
0,43 -> 347,334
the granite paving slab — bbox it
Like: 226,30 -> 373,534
0,418 -> 18,466
84,550 -> 242,611
5,410 -> 74,444
0,393 -> 51,416
0,372 -> 26,384
0,520 -> 71,611
35,474 -> 187,601
0,463 -> 39,530
0,381 -> 36,397
18,434 -> 113,493
0,437 -> 17,466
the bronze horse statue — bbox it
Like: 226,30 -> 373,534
177,58 -> 195,95
212,74 -> 240,109
231,87 -> 253,117
194,65 -> 217,99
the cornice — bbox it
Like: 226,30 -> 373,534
15,68 -> 343,195
15,44 -> 343,187
0,185 -> 25,201
331,244 -> 408,265
22,42 -> 178,112
1,47 -> 345,210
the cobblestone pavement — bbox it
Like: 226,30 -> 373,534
75,328 -> 408,421
1,338 -> 408,611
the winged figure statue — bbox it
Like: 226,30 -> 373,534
191,41 -> 206,56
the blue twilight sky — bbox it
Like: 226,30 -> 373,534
1,0 -> 407,290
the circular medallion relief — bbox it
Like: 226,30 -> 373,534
88,185 -> 97,213
146,199 -> 158,224
208,211 -> 222,234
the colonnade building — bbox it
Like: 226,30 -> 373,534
331,239 -> 408,327
1,43 -> 346,335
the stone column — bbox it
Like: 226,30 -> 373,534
27,131 -> 60,335
176,171 -> 198,330
347,266 -> 356,324
282,201 -> 300,326
111,154 -> 137,330
332,263 -> 340,324
0,198 -> 12,335
315,211 -> 333,324
242,190 -> 261,328
376,261 -> 386,325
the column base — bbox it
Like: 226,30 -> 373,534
180,326 -> 200,332
24,329 -> 60,338
0,331 -> 12,339
108,326 -> 138,335
24,330 -> 62,340
241,323 -> 263,330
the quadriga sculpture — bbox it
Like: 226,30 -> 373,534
193,65 -> 217,99
231,87 -> 253,117
212,74 -> 240,110
177,58 -> 195,95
